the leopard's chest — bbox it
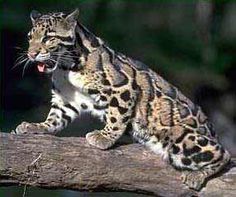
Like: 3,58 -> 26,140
52,69 -> 107,119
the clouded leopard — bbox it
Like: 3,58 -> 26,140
13,9 -> 230,191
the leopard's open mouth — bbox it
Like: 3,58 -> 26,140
37,60 -> 57,73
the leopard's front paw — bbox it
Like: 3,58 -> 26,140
86,130 -> 114,150
181,171 -> 206,191
13,122 -> 47,134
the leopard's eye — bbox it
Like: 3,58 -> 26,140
43,37 -> 56,44
42,36 -> 49,43
48,45 -> 57,50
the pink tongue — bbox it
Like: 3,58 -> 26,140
37,63 -> 45,72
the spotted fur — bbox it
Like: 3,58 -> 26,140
14,9 -> 230,191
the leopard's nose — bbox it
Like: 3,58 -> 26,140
27,52 -> 38,60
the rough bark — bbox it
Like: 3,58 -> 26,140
0,132 -> 235,196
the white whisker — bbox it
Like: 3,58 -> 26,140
48,58 -> 57,63
22,59 -> 31,78
15,54 -> 26,64
12,57 -> 28,70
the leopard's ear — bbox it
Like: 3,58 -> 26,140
65,9 -> 79,24
30,10 -> 41,25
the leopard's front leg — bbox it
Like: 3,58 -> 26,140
86,89 -> 137,149
14,92 -> 79,135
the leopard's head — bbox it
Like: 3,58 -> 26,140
27,9 -> 79,73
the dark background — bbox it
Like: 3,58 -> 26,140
1,0 -> 236,196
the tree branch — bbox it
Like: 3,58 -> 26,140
0,132 -> 235,196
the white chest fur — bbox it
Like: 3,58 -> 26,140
52,69 -> 106,120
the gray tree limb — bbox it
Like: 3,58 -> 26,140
0,132 -> 235,196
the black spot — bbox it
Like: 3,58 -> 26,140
130,108 -> 136,119
102,79 -> 111,86
162,129 -> 168,134
52,121 -> 57,126
94,104 -> 108,110
64,103 -> 79,114
103,89 -> 112,96
120,90 -> 131,102
50,112 -> 57,117
118,106 -> 128,114
163,142 -> 169,148
192,151 -> 214,163
175,129 -> 193,143
101,73 -> 106,78
182,158 -> 192,166
110,117 -> 117,123
164,136 -> 170,141
51,104 -> 65,113
172,144 -> 180,154
102,132 -> 109,136
88,89 -> 99,95
132,80 -> 139,90
198,138 -> 208,147
44,122 -> 51,127
110,97 -> 119,107
62,113 -> 72,124
188,136 -> 195,141
100,96 -> 108,101
183,145 -> 201,156
152,140 -> 157,144
81,103 -> 88,109
210,140 -> 217,146
113,127 -> 119,131
122,116 -> 129,123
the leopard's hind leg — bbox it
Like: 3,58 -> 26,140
169,132 -> 230,190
